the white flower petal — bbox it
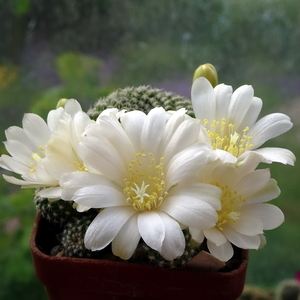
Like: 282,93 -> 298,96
222,227 -> 261,249
5,126 -> 35,151
214,83 -> 232,122
169,181 -> 222,210
228,85 -> 254,129
203,227 -> 227,246
250,147 -> 296,166
208,160 -> 239,187
241,204 -> 284,230
60,172 -> 124,207
22,113 -> 51,147
112,214 -> 141,260
189,227 -> 205,244
163,118 -> 200,163
73,185 -> 126,208
165,142 -> 211,188
78,135 -> 128,186
120,110 -> 146,150
164,108 -> 188,140
191,77 -> 216,121
0,154 -> 30,173
64,99 -> 82,116
235,152 -> 261,176
141,107 -> 167,154
237,96 -> 262,132
228,215 -> 264,236
84,207 -> 136,251
96,115 -> 135,160
249,113 -> 293,148
76,204 -> 91,212
246,178 -> 280,203
137,211 -> 165,252
98,108 -> 126,121
47,107 -> 66,131
3,168 -> 56,186
71,111 -> 93,144
60,172 -> 106,195
235,169 -> 271,199
4,140 -> 36,165
197,125 -> 211,144
207,239 -> 234,262
160,194 -> 217,229
2,174 -> 40,186
38,186 -> 62,199
163,109 -> 188,139
34,163 -> 58,183
258,234 -> 267,248
214,149 -> 237,163
43,139 -> 81,179
157,212 -> 185,260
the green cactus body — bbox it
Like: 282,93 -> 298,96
35,195 -> 81,224
88,86 -> 194,118
132,230 -> 198,268
61,213 -> 98,258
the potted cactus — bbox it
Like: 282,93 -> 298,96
0,65 -> 295,299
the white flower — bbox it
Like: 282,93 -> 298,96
0,99 -> 90,197
0,107 -> 64,187
190,154 -> 284,262
60,107 -> 221,260
191,77 -> 295,165
38,100 -> 93,200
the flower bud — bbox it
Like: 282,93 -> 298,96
193,63 -> 218,87
56,98 -> 69,108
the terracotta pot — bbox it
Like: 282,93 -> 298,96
30,213 -> 248,300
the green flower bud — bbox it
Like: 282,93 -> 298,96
56,98 -> 69,108
193,63 -> 218,87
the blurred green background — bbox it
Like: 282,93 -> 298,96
0,0 -> 299,299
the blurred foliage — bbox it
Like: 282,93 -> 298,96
1,0 -> 300,80
11,0 -> 32,16
30,52 -> 111,119
0,65 -> 19,90
0,181 -> 47,299
0,66 -> 40,142
0,0 -> 300,299
56,53 -> 102,86
114,43 -> 187,86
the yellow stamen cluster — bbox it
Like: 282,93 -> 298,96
29,147 -> 46,173
214,183 -> 246,230
30,152 -> 42,173
73,161 -> 88,172
203,119 -> 254,157
124,153 -> 167,211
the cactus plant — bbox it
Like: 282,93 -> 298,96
61,213 -> 98,258
35,195 -> 81,224
133,230 -> 199,268
88,85 -> 194,118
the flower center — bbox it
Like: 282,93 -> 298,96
203,119 -> 254,157
123,153 -> 167,211
214,183 -> 246,230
